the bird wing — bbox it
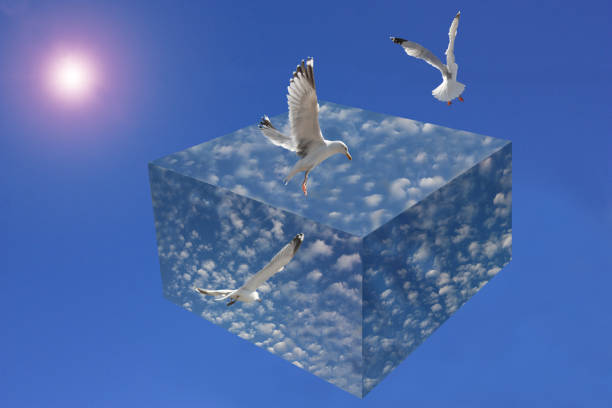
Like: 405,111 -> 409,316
287,59 -> 325,158
241,234 -> 303,292
194,288 -> 234,300
445,12 -> 460,74
258,115 -> 296,152
390,37 -> 451,79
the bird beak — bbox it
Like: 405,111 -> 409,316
345,152 -> 352,161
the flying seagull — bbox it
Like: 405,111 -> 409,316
259,58 -> 352,196
390,12 -> 465,105
194,233 -> 304,306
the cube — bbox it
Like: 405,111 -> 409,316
148,101 -> 512,397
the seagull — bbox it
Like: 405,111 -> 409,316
390,11 -> 465,105
259,58 -> 352,196
194,233 -> 304,306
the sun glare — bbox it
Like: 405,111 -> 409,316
49,54 -> 96,102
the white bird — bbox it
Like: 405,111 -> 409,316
390,11 -> 465,105
194,233 -> 304,306
259,58 -> 352,196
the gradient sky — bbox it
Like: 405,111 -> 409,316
1,0 -> 610,407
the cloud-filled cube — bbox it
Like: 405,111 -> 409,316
148,101 -> 512,397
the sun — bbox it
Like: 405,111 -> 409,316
49,54 -> 96,102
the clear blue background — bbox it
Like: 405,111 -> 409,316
1,0 -> 610,406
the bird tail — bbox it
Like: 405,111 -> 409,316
283,166 -> 301,185
432,79 -> 465,102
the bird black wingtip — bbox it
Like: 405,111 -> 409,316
292,233 -> 304,254
390,36 -> 405,45
258,115 -> 273,129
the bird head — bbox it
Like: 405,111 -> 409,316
330,141 -> 351,160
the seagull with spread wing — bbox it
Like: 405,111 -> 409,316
194,233 -> 304,306
259,58 -> 352,196
390,12 -> 465,105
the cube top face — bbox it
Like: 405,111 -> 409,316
151,101 -> 509,237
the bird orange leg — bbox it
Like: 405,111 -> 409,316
447,101 -> 452,106
301,171 -> 309,196
458,95 -> 464,102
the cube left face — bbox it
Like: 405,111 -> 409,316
149,164 -> 365,397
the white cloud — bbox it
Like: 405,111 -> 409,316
318,104 -> 361,121
212,144 -> 234,157
487,267 -> 501,276
452,225 -> 471,243
346,174 -> 361,184
468,242 -> 479,257
270,219 -> 284,240
389,178 -> 412,200
436,273 -> 450,286
307,269 -> 323,281
273,341 -> 288,353
419,176 -> 445,189
422,123 -> 436,133
304,240 -> 333,258
364,181 -> 375,191
364,194 -> 383,207
334,253 -> 361,271
256,322 -> 276,335
202,259 -> 216,271
363,117 -> 420,135
230,321 -> 245,331
414,152 -> 427,163
232,184 -> 249,196
229,212 -> 244,229
238,331 -> 254,340
370,209 -> 389,229
494,192 -> 511,206
502,234 -> 512,249
327,282 -> 360,303
483,241 -> 499,258
413,244 -> 430,263
434,153 -> 448,162
479,157 -> 492,173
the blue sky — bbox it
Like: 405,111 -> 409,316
1,0 -> 610,406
